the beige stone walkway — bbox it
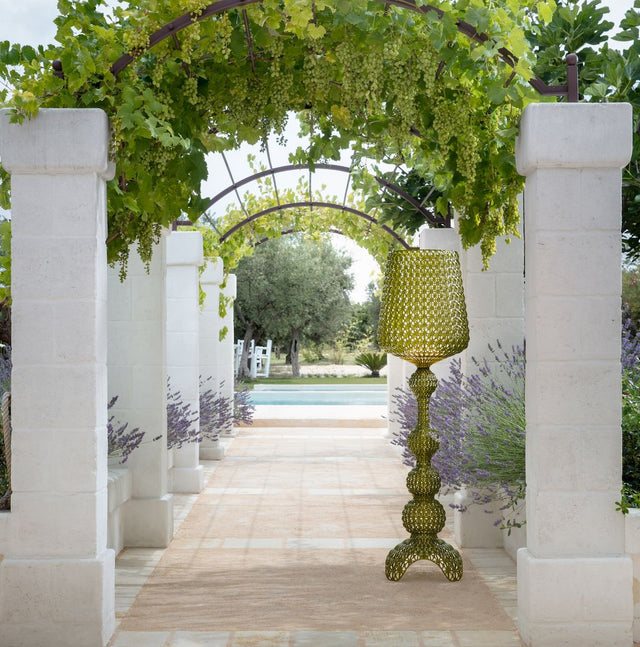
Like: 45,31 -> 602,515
109,419 -> 523,647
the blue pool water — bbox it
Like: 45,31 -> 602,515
249,384 -> 387,406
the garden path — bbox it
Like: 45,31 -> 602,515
108,413 -> 522,647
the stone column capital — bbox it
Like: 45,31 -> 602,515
0,108 -> 112,178
516,103 -> 633,176
201,258 -> 224,286
166,230 -> 204,267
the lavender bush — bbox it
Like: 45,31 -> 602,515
620,318 -> 640,512
107,395 -> 151,464
168,378 -> 255,448
234,384 -> 255,426
391,341 -> 525,526
167,379 -> 200,449
199,377 -> 233,439
0,345 -> 11,507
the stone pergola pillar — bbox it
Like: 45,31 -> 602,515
166,231 -> 205,492
220,273 -> 237,436
199,258 -> 227,457
108,238 -> 173,546
0,109 -> 115,646
385,353 -> 411,439
516,103 -> 633,646
421,221 -> 526,549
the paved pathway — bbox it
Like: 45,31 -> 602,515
109,420 -> 523,647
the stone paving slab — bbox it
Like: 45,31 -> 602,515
110,426 -> 525,646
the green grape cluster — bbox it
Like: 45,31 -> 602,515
264,37 -> 294,114
0,0 -> 537,275
178,0 -> 210,18
122,24 -> 153,56
415,40 -> 439,98
302,44 -> 332,104
183,75 -> 199,106
211,14 -> 233,61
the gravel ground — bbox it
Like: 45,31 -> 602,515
269,363 -> 388,378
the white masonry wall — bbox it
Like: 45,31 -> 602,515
108,238 -> 173,547
420,222 -> 526,549
166,231 -> 205,493
516,102 -> 633,647
220,273 -> 237,436
199,258 -> 226,458
0,108 -> 115,646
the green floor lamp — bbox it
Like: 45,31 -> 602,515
378,249 -> 469,582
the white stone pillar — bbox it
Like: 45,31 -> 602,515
516,103 -> 633,647
166,231 -> 205,493
385,353 -> 411,440
457,222 -> 525,361
108,238 -> 173,547
0,109 -> 115,646
220,274 -> 237,436
421,220 -> 525,548
199,258 -> 226,458
419,226 -> 467,382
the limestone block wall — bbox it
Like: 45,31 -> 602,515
220,274 -> 237,436
166,231 -> 205,492
0,108 -> 116,647
625,511 -> 640,641
200,258 -> 226,458
107,466 -> 132,555
517,103 -> 633,647
420,223 -> 525,550
107,239 -> 173,547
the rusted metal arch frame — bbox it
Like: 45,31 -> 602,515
218,200 -> 414,249
99,0 -> 579,102
205,162 -> 449,227
254,227 -> 346,246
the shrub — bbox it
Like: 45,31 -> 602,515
0,345 -> 11,508
199,377 -> 233,439
169,378 -> 255,447
620,318 -> 640,511
107,395 -> 158,464
390,341 -> 525,526
234,384 -> 255,426
167,379 -> 200,449
355,351 -> 387,377
301,343 -> 324,363
327,342 -> 346,365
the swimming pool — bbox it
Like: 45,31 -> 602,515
249,384 -> 387,406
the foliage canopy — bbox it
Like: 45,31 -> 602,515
0,0 -> 561,273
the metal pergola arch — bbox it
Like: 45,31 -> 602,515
206,162 -> 450,228
52,0 -> 579,101
215,200 -> 414,249
253,227 -> 352,247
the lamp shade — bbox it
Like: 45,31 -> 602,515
377,249 -> 469,367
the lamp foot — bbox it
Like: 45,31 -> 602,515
385,535 -> 463,582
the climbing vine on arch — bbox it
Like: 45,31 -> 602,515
198,157 -> 408,272
0,0 -> 557,272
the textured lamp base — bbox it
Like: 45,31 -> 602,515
386,367 -> 464,583
386,535 -> 463,582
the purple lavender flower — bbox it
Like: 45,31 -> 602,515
390,341 -> 526,525
622,318 -> 640,372
234,384 -> 255,426
199,377 -> 234,438
107,395 -> 158,464
167,379 -> 200,449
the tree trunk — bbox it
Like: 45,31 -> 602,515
290,330 -> 300,378
238,324 -> 254,379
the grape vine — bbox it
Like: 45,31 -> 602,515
0,0 -> 558,276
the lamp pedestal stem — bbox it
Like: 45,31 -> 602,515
385,366 -> 463,582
